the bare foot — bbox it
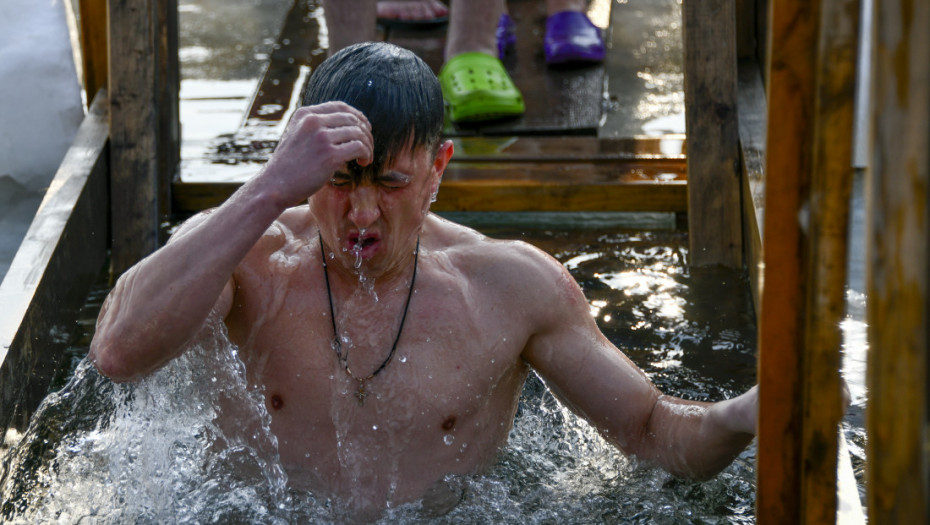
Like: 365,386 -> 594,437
377,0 -> 448,21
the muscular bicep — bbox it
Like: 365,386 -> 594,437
521,262 -> 661,455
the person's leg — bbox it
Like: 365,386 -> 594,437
322,0 -> 377,54
377,0 -> 448,22
439,0 -> 524,123
444,0 -> 504,59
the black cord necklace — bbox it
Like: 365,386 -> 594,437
319,232 -> 419,406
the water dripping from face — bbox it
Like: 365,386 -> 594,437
348,228 -> 378,300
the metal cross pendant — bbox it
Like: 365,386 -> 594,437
354,380 -> 369,406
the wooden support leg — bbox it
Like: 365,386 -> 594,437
683,0 -> 742,268
866,0 -> 930,522
108,0 -> 179,276
756,0 -> 860,522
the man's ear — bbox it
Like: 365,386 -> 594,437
430,139 -> 454,196
432,140 -> 454,175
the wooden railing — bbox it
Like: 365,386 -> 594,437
0,91 -> 110,432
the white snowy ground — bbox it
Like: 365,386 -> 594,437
0,0 -> 84,282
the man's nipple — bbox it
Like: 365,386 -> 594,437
441,416 -> 456,431
270,394 -> 284,410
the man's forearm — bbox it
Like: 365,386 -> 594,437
641,391 -> 756,479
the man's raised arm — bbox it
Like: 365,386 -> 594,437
519,249 -> 757,480
90,102 -> 373,381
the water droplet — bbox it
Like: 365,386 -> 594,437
443,434 -> 454,445
399,356 -> 407,363
372,425 -> 379,431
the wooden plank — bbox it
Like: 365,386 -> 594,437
156,0 -> 180,244
866,0 -> 930,522
600,0 -> 684,139
755,0 -> 821,521
800,0 -> 859,521
172,161 -> 687,214
737,59 -> 767,315
0,92 -> 110,433
78,0 -> 108,107
682,0 -> 742,267
450,135 -> 686,162
243,0 -> 325,126
192,135 -> 685,166
108,0 -> 161,275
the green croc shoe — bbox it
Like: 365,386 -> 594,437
438,52 -> 525,123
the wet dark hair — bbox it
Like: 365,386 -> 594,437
300,42 -> 444,177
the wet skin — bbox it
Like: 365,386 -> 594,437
225,210 -> 534,514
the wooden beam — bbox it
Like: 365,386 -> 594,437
108,0 -> 159,275
755,0 -> 820,521
600,0 -> 683,139
108,0 -> 178,275
172,159 -> 688,215
737,59 -> 767,315
757,0 -> 861,522
78,0 -> 108,107
683,0 -> 742,267
866,0 -> 930,522
801,0 -> 859,521
156,0 -> 180,243
0,91 -> 110,434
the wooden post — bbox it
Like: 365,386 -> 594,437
756,0 -> 818,520
756,0 -> 860,522
801,0 -> 860,522
866,0 -> 930,522
108,0 -> 179,275
78,0 -> 108,107
156,0 -> 180,244
683,0 -> 743,268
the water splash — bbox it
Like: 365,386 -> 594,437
0,317 -> 294,524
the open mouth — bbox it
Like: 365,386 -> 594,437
346,233 -> 381,258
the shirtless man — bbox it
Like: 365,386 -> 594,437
89,42 -> 758,521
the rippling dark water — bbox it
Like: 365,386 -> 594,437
0,218 -> 782,523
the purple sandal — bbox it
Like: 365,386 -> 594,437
544,11 -> 605,65
496,13 -> 516,60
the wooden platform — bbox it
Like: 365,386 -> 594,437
172,0 -> 687,214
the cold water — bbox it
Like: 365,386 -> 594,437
2,218 -> 851,524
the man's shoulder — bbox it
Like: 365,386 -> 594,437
425,214 -> 561,278
255,205 -> 314,247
